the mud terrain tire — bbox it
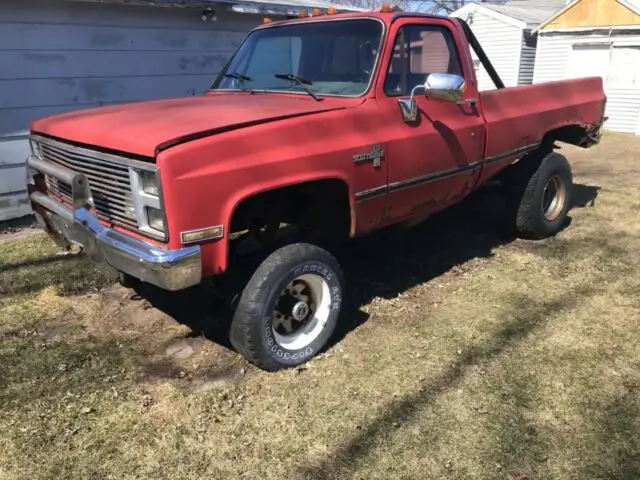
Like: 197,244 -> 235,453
509,152 -> 573,239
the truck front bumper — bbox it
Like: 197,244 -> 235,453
26,155 -> 202,291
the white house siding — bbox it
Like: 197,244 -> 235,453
517,31 -> 537,85
451,7 -> 524,91
0,0 -> 261,221
534,30 -> 640,134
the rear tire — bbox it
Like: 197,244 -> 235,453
229,243 -> 344,371
509,152 -> 573,239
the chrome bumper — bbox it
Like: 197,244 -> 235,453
26,155 -> 202,291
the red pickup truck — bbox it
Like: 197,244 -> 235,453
26,10 -> 606,371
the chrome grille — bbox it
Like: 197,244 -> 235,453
40,140 -> 138,230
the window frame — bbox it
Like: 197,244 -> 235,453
382,23 -> 465,98
210,17 -> 387,99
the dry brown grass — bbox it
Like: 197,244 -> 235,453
1,132 -> 639,480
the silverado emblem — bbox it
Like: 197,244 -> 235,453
353,144 -> 384,167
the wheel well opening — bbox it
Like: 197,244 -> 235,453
229,180 -> 352,256
542,124 -> 593,148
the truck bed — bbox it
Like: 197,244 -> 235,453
477,76 -> 606,185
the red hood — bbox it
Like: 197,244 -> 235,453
31,93 -> 350,158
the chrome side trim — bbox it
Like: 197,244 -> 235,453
355,185 -> 388,202
354,143 -> 542,202
355,162 -> 479,203
484,143 -> 540,165
387,161 -> 481,194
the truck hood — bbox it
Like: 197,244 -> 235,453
31,93 -> 350,158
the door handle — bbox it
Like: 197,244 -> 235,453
456,98 -> 478,106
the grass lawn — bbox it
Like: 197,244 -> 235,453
1,133 -> 639,479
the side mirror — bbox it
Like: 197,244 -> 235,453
424,73 -> 465,102
397,73 -> 467,123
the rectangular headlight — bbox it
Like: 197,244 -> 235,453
146,206 -> 165,233
129,167 -> 166,241
139,169 -> 159,197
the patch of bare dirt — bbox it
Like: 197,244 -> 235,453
67,283 -> 248,390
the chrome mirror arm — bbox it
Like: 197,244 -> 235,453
398,84 -> 427,124
409,84 -> 426,101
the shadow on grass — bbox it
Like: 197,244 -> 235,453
571,184 -> 600,208
136,186 -> 517,355
135,183 -> 598,359
0,253 -> 76,274
296,284 -> 598,479
0,334 -> 128,407
579,391 -> 640,480
0,214 -> 35,234
0,254 -> 109,298
134,282 -> 235,350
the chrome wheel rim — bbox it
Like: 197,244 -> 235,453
272,274 -> 331,350
542,175 -> 567,221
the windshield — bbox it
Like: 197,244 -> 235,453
213,19 -> 384,97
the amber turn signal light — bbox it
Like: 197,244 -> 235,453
263,17 -> 273,23
327,6 -> 337,14
380,3 -> 392,12
298,9 -> 308,17
181,225 -> 224,244
312,8 -> 322,16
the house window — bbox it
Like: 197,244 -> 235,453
384,25 -> 463,97
607,46 -> 640,89
566,43 -> 611,86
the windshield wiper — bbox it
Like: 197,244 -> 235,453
224,72 -> 252,82
223,72 -> 253,92
274,73 -> 322,102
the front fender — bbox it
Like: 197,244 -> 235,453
228,173 -> 356,275
159,146 -> 355,276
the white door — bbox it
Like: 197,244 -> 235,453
566,44 -> 611,84
606,46 -> 640,135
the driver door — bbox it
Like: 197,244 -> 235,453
376,19 -> 486,223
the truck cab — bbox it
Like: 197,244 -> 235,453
26,9 -> 606,371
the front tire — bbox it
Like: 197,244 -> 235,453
510,152 -> 573,239
229,243 -> 344,371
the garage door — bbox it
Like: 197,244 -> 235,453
0,0 -> 258,221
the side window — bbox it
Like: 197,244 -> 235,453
384,25 -> 462,97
